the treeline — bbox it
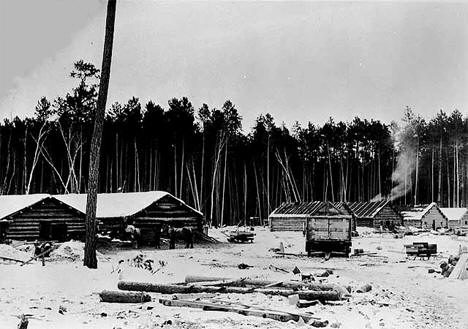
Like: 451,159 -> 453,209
0,61 -> 467,225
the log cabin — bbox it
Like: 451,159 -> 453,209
346,200 -> 402,229
55,191 -> 203,245
401,203 -> 448,229
0,194 -> 85,241
269,201 -> 350,232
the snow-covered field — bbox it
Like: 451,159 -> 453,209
1,228 -> 467,329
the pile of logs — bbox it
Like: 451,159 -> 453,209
99,274 -> 349,326
117,275 -> 345,302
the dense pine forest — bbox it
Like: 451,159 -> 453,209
0,61 -> 467,225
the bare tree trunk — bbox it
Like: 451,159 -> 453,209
447,152 -> 451,207
267,136 -> 270,216
26,124 -> 48,194
414,142 -> 419,205
220,142 -> 228,226
23,126 -> 28,193
243,162 -> 247,224
174,142 -> 178,197
84,0 -> 116,269
431,146 -> 434,202
253,161 -> 262,222
327,144 -> 334,203
437,138 -> 442,204
179,138 -> 185,199
200,130 -> 205,213
456,141 -> 459,207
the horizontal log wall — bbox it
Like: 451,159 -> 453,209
373,206 -> 403,228
269,216 -> 306,232
6,198 -> 85,241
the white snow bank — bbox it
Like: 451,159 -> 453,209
0,243 -> 31,262
50,240 -> 106,262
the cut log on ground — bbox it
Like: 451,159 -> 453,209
297,300 -> 320,308
118,281 -> 342,301
184,275 -> 339,291
158,297 -> 322,323
99,290 -> 151,303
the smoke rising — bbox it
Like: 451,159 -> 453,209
390,134 -> 416,201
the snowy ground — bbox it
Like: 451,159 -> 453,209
1,228 -> 467,329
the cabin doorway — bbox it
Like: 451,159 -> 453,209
39,222 -> 68,241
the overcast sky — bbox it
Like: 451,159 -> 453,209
0,1 -> 467,129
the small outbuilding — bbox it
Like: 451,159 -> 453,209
439,208 -> 468,228
401,203 -> 448,229
0,194 -> 85,241
55,191 -> 203,245
346,200 -> 402,229
269,201 -> 350,232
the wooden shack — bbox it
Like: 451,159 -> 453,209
55,191 -> 203,245
269,201 -> 349,232
0,194 -> 85,241
401,203 -> 448,229
346,200 -> 402,228
440,208 -> 468,228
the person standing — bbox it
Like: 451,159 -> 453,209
168,225 -> 176,249
153,225 -> 161,249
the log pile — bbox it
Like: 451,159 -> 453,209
104,274 -> 351,325
117,274 -> 347,302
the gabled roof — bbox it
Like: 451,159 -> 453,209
401,203 -> 446,221
54,191 -> 202,218
439,208 -> 468,222
0,194 -> 50,220
347,200 -> 391,219
270,201 -> 348,217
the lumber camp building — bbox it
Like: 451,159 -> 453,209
401,203 -> 448,229
346,200 -> 402,229
0,191 -> 202,244
439,207 -> 468,229
55,191 -> 203,245
0,194 -> 85,241
268,201 -> 351,232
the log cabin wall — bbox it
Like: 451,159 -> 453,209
355,218 -> 373,227
131,195 -> 203,244
269,216 -> 307,232
373,206 -> 403,228
5,198 -> 85,241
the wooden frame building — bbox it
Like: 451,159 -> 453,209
401,203 -> 448,229
0,194 -> 85,241
55,191 -> 203,245
269,201 -> 350,232
346,200 -> 402,228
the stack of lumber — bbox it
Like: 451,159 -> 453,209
159,295 -> 328,326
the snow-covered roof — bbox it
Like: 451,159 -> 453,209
54,191 -> 202,218
0,194 -> 50,220
401,203 -> 442,221
440,208 -> 468,222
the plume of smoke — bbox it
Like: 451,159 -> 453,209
390,136 -> 416,201
370,193 -> 383,202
